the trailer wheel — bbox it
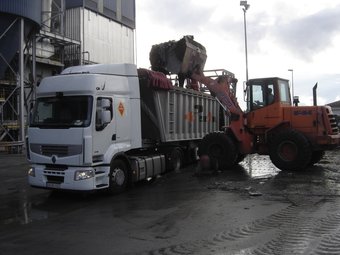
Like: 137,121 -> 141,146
309,150 -> 325,166
108,159 -> 128,194
198,133 -> 237,170
169,148 -> 183,172
269,130 -> 312,171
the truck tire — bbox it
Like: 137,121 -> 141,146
198,132 -> 237,170
269,130 -> 312,171
108,159 -> 128,194
169,148 -> 183,172
309,150 -> 325,166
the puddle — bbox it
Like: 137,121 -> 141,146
0,188 -> 93,226
0,190 -> 53,225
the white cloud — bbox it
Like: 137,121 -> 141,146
136,0 -> 340,107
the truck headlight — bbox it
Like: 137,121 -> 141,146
28,167 -> 35,177
74,170 -> 95,181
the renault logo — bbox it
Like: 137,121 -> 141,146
51,155 -> 56,164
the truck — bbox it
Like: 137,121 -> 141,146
150,36 -> 340,171
26,61 -> 223,193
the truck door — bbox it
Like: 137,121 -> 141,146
113,96 -> 130,144
93,97 -> 116,157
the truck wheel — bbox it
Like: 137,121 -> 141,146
108,159 -> 128,194
269,130 -> 312,171
169,148 -> 183,172
198,133 -> 237,170
309,151 -> 325,166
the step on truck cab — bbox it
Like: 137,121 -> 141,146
27,64 -> 220,193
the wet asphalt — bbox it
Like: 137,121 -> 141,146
1,150 -> 340,255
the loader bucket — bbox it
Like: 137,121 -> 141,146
149,35 -> 207,78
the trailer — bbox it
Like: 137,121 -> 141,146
27,63 -> 220,193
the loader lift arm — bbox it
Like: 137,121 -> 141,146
190,69 -> 253,155
190,69 -> 243,119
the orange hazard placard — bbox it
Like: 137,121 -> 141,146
185,112 -> 194,122
118,102 -> 125,116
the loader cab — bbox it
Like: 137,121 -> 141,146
245,77 -> 291,112
244,77 -> 292,132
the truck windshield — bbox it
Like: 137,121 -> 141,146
30,96 -> 93,128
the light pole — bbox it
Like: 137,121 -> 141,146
288,68 -> 294,100
240,1 -> 250,81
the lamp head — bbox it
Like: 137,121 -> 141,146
240,1 -> 250,10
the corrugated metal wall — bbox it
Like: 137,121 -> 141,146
65,7 -> 135,65
0,0 -> 41,25
64,8 -> 82,66
65,7 -> 81,41
84,9 -> 134,64
65,0 -> 135,29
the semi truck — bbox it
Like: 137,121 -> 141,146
150,36 -> 340,171
26,63 -> 223,193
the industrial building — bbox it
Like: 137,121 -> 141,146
0,0 -> 136,152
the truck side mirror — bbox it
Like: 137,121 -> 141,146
96,98 -> 112,131
100,98 -> 111,108
101,110 -> 111,125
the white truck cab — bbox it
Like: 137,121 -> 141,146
28,64 -> 142,192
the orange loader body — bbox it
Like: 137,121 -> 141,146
150,36 -> 340,171
197,75 -> 340,171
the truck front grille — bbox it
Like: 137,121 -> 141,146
46,175 -> 64,184
30,144 -> 82,157
44,166 -> 66,184
41,145 -> 68,156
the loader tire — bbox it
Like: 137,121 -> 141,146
269,129 -> 312,171
309,150 -> 325,166
198,133 -> 237,170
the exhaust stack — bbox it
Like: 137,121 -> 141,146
313,82 -> 318,106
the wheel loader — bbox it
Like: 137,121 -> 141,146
150,36 -> 340,171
